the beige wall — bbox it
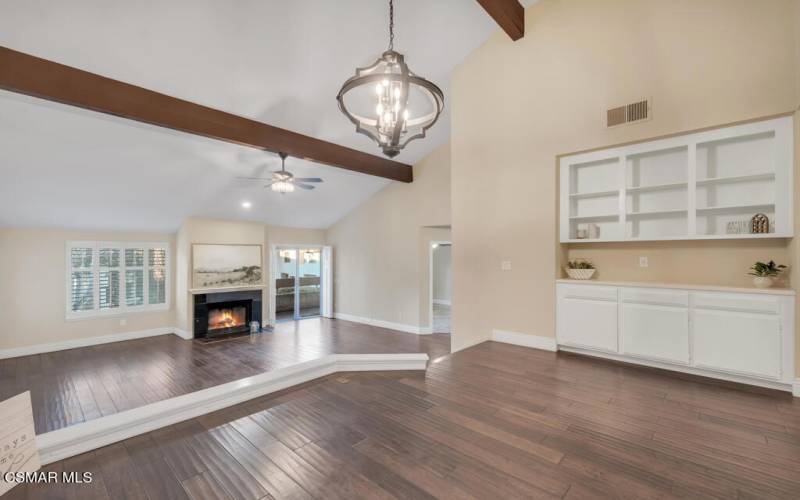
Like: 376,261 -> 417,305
326,143 -> 450,329
0,227 -> 176,349
174,217 -> 326,332
451,0 -> 799,351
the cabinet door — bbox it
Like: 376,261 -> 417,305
620,303 -> 689,364
692,309 -> 781,379
557,297 -> 618,353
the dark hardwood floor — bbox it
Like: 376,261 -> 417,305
0,318 -> 450,434
8,341 -> 800,499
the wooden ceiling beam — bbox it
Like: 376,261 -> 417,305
0,46 -> 413,182
476,0 -> 525,41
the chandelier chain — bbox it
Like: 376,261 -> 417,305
388,0 -> 394,51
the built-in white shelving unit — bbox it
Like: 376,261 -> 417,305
559,116 -> 793,242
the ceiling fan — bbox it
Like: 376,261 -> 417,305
237,152 -> 323,194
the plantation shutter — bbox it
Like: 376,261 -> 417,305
148,247 -> 167,305
125,248 -> 145,307
70,246 -> 94,312
99,247 -> 121,310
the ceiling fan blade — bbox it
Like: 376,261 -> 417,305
294,183 -> 315,190
293,177 -> 323,183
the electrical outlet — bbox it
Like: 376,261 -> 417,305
639,256 -> 649,268
501,261 -> 512,271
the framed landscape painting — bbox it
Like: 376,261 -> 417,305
192,244 -> 263,290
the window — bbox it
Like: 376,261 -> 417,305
67,241 -> 169,318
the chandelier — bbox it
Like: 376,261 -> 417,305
337,0 -> 444,158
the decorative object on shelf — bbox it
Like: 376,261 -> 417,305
192,244 -> 263,290
748,260 -> 786,288
336,0 -> 444,158
726,220 -> 750,235
575,228 -> 588,239
566,259 -> 596,280
587,223 -> 600,239
751,213 -> 769,234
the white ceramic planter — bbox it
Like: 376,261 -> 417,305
566,268 -> 596,280
752,276 -> 773,289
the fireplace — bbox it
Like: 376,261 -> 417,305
193,290 -> 262,339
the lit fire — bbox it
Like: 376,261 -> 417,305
208,307 -> 245,330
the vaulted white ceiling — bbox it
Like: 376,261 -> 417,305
0,0 -> 534,231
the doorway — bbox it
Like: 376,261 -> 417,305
430,241 -> 452,334
271,246 -> 332,323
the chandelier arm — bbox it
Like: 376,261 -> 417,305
389,54 -> 411,148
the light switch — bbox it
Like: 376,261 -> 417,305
501,261 -> 512,271
639,256 -> 649,268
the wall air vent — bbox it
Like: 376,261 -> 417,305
607,99 -> 651,127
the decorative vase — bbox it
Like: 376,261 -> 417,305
752,276 -> 773,289
566,268 -> 596,280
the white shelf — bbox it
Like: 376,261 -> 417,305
559,115 -> 793,243
568,189 -> 619,199
627,208 -> 687,218
626,181 -> 687,193
696,172 -> 774,186
696,203 -> 774,215
568,213 -> 618,221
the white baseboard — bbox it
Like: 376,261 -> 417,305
793,379 -> 800,397
0,327 -> 190,359
560,345 -> 794,394
491,329 -> 558,352
36,352 -> 428,465
172,328 -> 193,340
432,299 -> 451,306
334,312 -> 431,335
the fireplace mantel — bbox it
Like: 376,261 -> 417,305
189,285 -> 265,295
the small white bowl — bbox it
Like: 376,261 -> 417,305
566,268 -> 596,280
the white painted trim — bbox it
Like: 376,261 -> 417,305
491,329 -> 558,352
0,327 -> 188,359
172,328 -> 193,340
433,299 -> 452,306
560,345 -> 794,393
333,312 -> 431,335
793,379 -> 800,397
36,352 -> 428,464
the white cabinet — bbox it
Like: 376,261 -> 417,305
555,281 -> 795,392
556,285 -> 617,352
559,116 -> 793,242
621,303 -> 689,365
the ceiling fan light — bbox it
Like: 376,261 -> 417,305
271,181 -> 295,194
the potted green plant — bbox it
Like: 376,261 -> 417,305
566,259 -> 596,280
748,260 -> 786,288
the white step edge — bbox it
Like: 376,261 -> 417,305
491,329 -> 558,352
35,352 -> 429,465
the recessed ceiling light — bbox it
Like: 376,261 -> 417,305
241,201 -> 252,209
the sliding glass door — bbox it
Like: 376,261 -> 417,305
298,248 -> 321,318
274,246 -> 322,321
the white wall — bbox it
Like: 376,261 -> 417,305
432,244 -> 452,304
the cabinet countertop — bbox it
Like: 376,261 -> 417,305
555,279 -> 796,296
